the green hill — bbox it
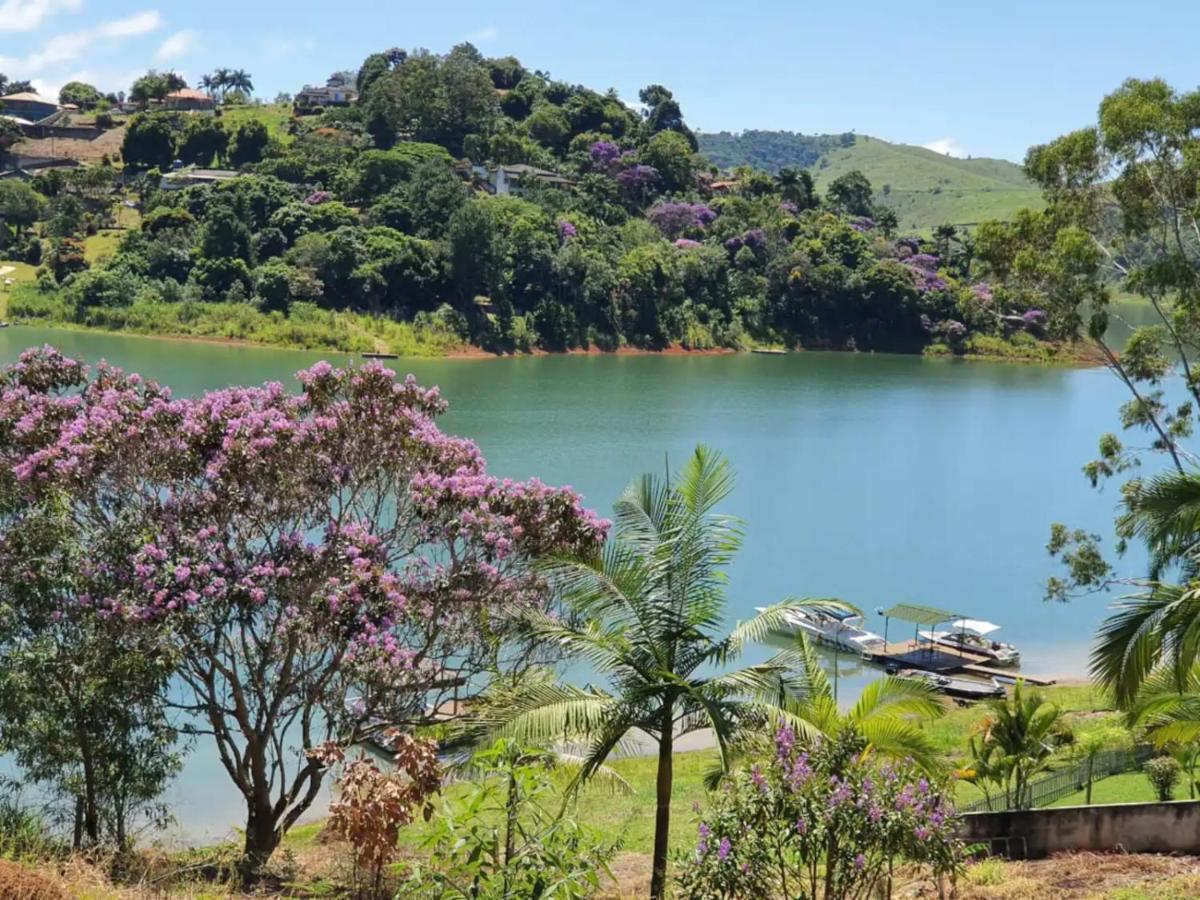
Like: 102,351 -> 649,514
697,131 -> 1044,231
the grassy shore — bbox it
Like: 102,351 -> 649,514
5,286 -> 466,357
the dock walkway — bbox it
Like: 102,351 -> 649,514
867,640 -> 1056,686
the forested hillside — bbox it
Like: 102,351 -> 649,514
697,131 -> 1045,231
3,45 -> 1058,358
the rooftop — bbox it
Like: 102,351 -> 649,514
166,89 -> 212,102
0,92 -> 58,105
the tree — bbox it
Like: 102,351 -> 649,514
121,113 -> 178,170
1073,726 -> 1131,804
130,70 -> 186,107
476,446 -> 843,899
0,181 -> 42,243
356,52 -> 393,98
0,116 -> 21,151
973,681 -> 1072,809
229,119 -> 269,167
178,116 -> 227,166
226,69 -> 254,98
0,349 -> 607,883
0,354 -> 180,849
199,202 -> 252,262
638,84 -> 697,151
640,130 -> 698,194
984,81 -> 1200,719
826,170 -> 875,217
58,81 -> 104,110
776,167 -> 818,211
769,632 -> 946,771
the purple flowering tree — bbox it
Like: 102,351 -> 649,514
0,348 -> 607,882
676,729 -> 962,899
615,163 -> 660,203
646,201 -> 717,240
588,140 -> 621,172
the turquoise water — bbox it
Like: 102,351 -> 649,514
0,325 -> 1144,838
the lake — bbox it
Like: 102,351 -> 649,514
0,325 -> 1145,840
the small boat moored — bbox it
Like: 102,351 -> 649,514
889,667 -> 1005,701
919,619 -> 1021,667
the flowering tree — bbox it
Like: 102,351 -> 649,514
0,347 -> 607,881
675,730 -> 962,900
646,201 -> 716,240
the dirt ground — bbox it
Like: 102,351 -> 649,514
959,852 -> 1200,899
16,126 -> 127,163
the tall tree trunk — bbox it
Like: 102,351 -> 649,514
239,798 -> 280,886
649,704 -> 674,900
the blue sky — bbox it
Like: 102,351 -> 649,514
2,0 -> 1197,162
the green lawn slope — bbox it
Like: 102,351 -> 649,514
699,131 -> 1045,232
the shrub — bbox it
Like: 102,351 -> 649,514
311,732 -> 441,899
405,740 -> 616,899
675,729 -> 963,900
0,860 -> 66,899
1145,756 -> 1181,802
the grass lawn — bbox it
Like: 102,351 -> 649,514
1045,770 -> 1184,808
218,104 -> 295,143
0,260 -> 38,317
84,230 -> 124,264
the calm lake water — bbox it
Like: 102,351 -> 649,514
0,324 -> 1150,840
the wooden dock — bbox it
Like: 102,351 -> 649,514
868,640 -> 1056,687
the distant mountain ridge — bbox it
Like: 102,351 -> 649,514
697,131 -> 1044,231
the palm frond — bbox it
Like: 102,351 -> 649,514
850,675 -> 946,725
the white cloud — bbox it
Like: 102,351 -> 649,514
922,137 -> 967,158
0,9 -> 164,78
98,10 -> 162,38
464,25 -> 498,43
157,29 -> 196,61
0,0 -> 83,33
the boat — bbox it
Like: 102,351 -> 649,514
889,668 -> 1005,701
361,351 -> 399,360
751,348 -> 787,355
760,605 -> 886,655
919,619 -> 1021,667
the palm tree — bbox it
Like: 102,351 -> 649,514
210,68 -> 231,100
1073,726 -> 1131,804
775,632 -> 945,766
476,445 -> 841,899
974,680 -> 1072,809
228,69 -> 254,98
1091,469 -> 1200,707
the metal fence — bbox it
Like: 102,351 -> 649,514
959,744 -> 1156,813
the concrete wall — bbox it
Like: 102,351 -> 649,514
962,801 -> 1200,859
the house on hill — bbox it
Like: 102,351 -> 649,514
164,89 -> 215,112
160,167 -> 240,190
0,92 -> 61,123
294,81 -> 358,113
471,163 -> 574,196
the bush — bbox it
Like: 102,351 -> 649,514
404,740 -> 616,899
675,729 -> 963,900
1145,756 -> 1181,802
0,860 -> 66,899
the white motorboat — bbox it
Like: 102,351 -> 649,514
762,605 -> 887,656
919,619 -> 1020,667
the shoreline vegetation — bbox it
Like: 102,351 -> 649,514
3,283 -> 1093,364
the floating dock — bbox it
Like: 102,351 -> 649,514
867,639 -> 1056,687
